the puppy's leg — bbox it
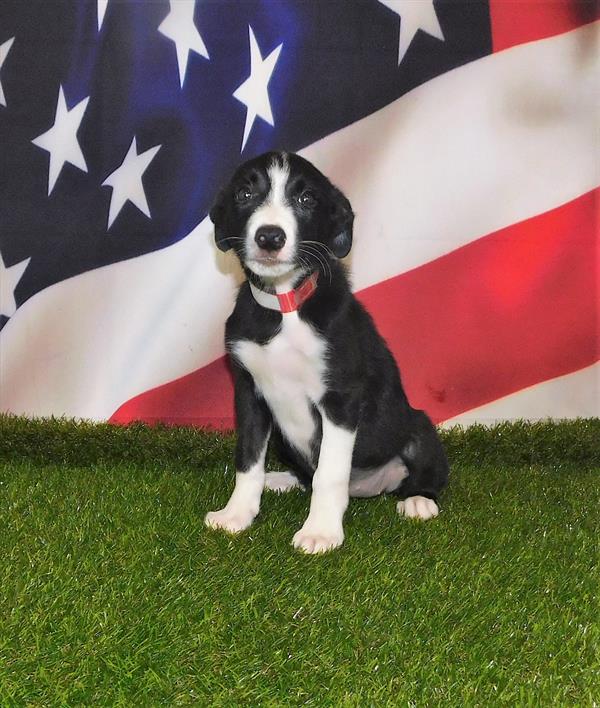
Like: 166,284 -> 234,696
293,407 -> 356,554
205,366 -> 271,534
396,409 -> 449,521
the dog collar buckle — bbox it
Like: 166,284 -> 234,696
249,271 -> 319,313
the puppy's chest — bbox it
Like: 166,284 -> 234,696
232,315 -> 327,455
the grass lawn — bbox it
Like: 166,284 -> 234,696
1,416 -> 599,705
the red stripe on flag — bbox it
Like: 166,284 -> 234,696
111,357 -> 235,430
489,0 -> 600,52
358,188 -> 598,422
110,189 -> 598,429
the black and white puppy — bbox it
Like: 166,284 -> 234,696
205,151 -> 448,553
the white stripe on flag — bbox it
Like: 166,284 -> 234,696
1,23 -> 598,420
1,217 -> 235,419
440,362 -> 599,427
303,22 -> 599,290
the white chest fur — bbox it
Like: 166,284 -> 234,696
232,313 -> 327,458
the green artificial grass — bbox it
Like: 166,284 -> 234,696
1,415 -> 599,705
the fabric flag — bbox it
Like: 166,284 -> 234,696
0,0 -> 598,429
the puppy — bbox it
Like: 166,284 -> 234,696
205,151 -> 448,553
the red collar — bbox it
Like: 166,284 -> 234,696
249,271 -> 319,313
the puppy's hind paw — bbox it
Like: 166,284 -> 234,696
396,495 -> 439,520
264,471 -> 304,493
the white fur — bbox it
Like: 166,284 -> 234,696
245,158 -> 298,278
349,457 -> 408,497
264,471 -> 304,493
232,315 -> 358,553
232,312 -> 326,459
204,440 -> 268,533
292,410 -> 356,554
396,495 -> 439,520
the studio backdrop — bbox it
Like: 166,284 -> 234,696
0,0 -> 598,428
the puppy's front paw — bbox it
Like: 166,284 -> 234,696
396,495 -> 439,520
292,522 -> 344,554
204,507 -> 255,534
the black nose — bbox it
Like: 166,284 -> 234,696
255,225 -> 286,252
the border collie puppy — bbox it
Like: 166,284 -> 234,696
205,151 -> 448,553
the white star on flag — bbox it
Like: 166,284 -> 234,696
233,26 -> 282,152
97,0 -> 109,31
0,37 -> 15,108
31,85 -> 90,196
0,251 -> 30,319
158,0 -> 209,88
102,137 -> 161,229
378,0 -> 445,65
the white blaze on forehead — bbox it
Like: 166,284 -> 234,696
245,156 -> 298,268
267,156 -> 288,206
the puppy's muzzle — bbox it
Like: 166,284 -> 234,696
255,225 -> 286,253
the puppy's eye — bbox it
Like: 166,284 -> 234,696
235,187 -> 254,203
298,191 -> 316,208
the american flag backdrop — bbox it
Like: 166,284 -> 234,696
0,0 -> 598,428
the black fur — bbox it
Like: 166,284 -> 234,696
211,151 -> 449,502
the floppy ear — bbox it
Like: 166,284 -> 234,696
328,186 -> 354,258
209,189 -> 232,252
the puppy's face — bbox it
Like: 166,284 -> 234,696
210,152 -> 354,280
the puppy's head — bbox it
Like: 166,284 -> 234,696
210,151 -> 354,280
